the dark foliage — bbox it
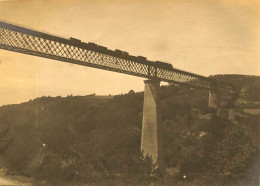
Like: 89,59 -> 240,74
0,75 -> 259,185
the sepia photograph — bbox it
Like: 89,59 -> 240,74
0,0 -> 259,185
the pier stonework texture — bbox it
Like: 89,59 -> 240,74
141,79 -> 165,172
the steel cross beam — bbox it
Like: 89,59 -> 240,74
0,20 -> 212,89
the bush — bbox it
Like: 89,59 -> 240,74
200,126 -> 259,185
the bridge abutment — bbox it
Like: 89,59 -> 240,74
141,79 -> 165,172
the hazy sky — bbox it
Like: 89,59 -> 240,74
0,0 -> 260,106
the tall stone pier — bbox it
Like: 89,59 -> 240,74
141,79 -> 165,172
208,90 -> 218,109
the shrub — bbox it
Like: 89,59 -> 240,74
201,126 -> 259,185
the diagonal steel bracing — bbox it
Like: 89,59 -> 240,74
0,20 -> 213,89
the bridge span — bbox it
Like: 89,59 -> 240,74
0,20 -> 212,89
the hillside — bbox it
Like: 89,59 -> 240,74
0,75 -> 259,185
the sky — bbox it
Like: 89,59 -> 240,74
0,0 -> 260,106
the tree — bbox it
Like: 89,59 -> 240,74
128,90 -> 135,95
201,126 -> 259,186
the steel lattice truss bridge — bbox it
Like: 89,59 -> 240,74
0,20 -> 234,96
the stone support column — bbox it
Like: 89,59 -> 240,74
208,90 -> 218,109
141,79 -> 165,172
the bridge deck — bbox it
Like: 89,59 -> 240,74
0,20 -> 212,89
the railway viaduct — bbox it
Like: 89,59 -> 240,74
0,20 -> 235,172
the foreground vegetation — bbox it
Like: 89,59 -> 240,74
0,75 -> 259,185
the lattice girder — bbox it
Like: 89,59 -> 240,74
0,21 -> 212,90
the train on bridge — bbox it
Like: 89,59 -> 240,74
69,37 -> 174,71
